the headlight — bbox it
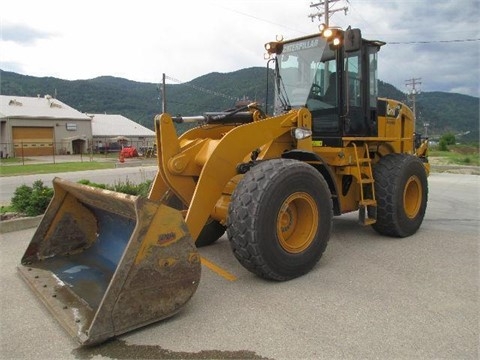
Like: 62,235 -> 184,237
292,128 -> 312,140
264,41 -> 283,55
323,29 -> 333,38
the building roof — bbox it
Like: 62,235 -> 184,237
90,114 -> 155,137
0,95 -> 91,120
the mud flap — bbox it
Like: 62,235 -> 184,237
17,178 -> 201,345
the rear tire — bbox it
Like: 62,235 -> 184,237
372,153 -> 428,237
227,159 -> 332,281
196,219 -> 226,247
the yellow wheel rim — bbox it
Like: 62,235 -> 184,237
403,175 -> 422,219
277,192 -> 319,254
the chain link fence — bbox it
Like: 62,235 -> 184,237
0,139 -> 157,164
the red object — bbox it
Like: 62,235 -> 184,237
120,146 -> 138,159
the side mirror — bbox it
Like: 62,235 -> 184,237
344,28 -> 362,52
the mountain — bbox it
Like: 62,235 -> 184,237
1,69 -> 478,141
377,80 -> 479,141
0,71 -> 161,129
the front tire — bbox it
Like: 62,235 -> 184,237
164,192 -> 224,247
227,159 -> 332,281
372,153 -> 428,237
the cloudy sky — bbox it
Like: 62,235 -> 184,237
1,0 -> 479,97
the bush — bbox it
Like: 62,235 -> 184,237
438,139 -> 449,151
111,180 -> 145,196
10,179 -> 152,217
11,180 -> 54,216
77,179 -> 152,197
438,132 -> 456,151
77,179 -> 107,189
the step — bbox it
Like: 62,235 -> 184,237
359,199 -> 376,206
358,204 -> 377,225
362,218 -> 377,226
357,157 -> 371,164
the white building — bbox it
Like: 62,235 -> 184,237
89,114 -> 155,152
0,94 -> 156,157
0,95 -> 91,156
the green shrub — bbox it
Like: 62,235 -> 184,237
77,179 -> 107,189
77,178 -> 152,197
438,139 -> 449,151
10,179 -> 152,217
111,180 -> 142,195
11,185 -> 32,214
11,180 -> 54,216
135,180 -> 153,197
438,132 -> 456,151
441,132 -> 456,145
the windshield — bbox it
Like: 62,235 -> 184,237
274,37 -> 337,114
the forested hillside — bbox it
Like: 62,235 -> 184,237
1,69 -> 478,141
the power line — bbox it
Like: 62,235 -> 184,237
213,4 -> 306,35
388,38 -> 480,44
164,75 -> 237,102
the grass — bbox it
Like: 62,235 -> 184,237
0,204 -> 15,214
0,161 -> 116,176
429,144 -> 480,166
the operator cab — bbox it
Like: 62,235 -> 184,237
267,28 -> 385,147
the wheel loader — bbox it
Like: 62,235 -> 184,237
18,26 -> 429,345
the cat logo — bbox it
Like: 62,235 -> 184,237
386,102 -> 402,118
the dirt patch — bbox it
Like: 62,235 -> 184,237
428,156 -> 449,166
429,157 -> 480,175
449,145 -> 479,155
0,212 -> 25,221
73,339 -> 272,360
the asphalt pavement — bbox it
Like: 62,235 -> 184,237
0,172 -> 478,359
0,162 -> 158,205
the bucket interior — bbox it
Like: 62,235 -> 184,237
18,178 -> 202,345
32,206 -> 136,309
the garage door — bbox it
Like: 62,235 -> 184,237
12,127 -> 54,156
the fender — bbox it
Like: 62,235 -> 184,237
282,149 -> 341,215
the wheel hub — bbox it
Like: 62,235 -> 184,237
277,192 -> 319,254
403,175 -> 422,219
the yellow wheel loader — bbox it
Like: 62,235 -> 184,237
18,27 -> 429,345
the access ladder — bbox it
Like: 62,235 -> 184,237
352,143 -> 377,225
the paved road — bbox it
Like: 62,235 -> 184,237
0,173 -> 478,359
0,165 -> 158,205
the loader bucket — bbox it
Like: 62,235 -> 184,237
17,178 -> 201,346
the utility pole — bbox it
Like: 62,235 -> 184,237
309,0 -> 348,26
405,77 -> 422,129
161,73 -> 167,113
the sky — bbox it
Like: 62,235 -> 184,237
1,0 -> 479,97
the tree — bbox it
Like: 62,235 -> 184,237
438,132 -> 456,151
